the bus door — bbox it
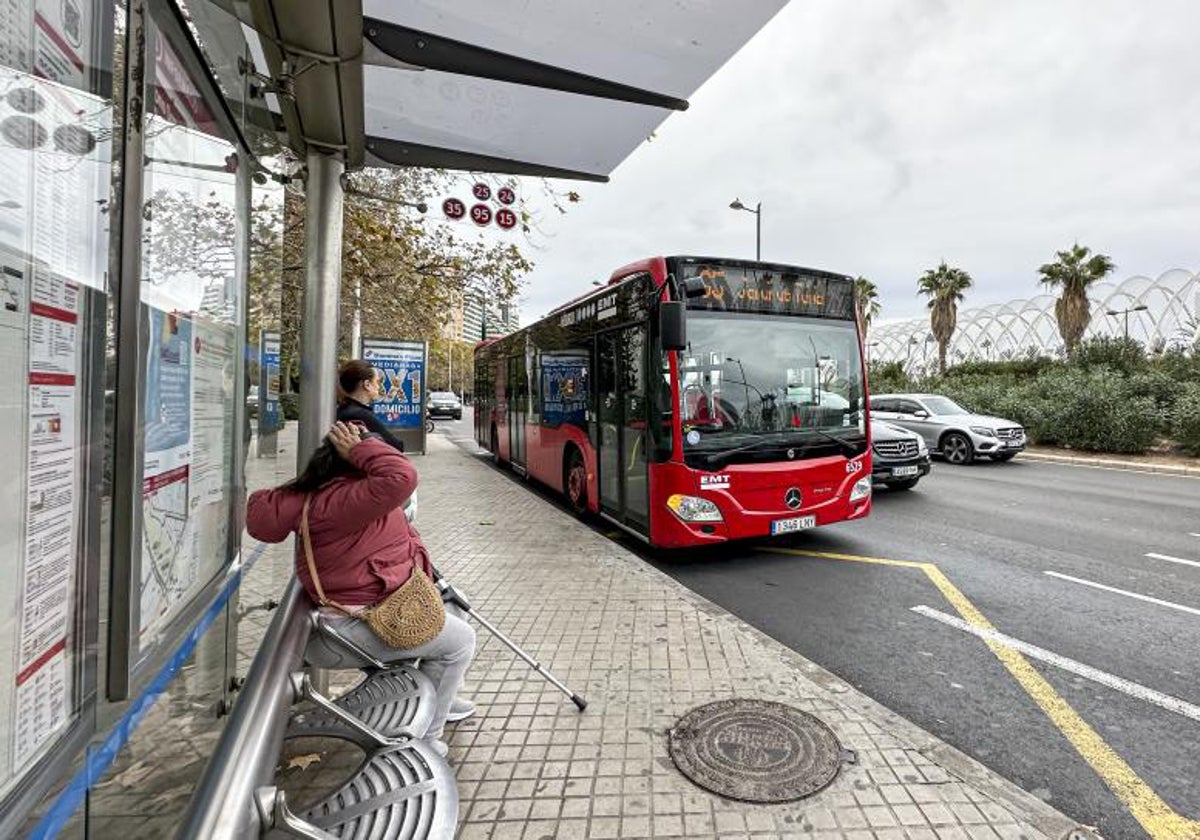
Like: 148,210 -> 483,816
507,354 -> 526,466
596,326 -> 649,531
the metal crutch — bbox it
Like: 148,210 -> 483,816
433,570 -> 587,711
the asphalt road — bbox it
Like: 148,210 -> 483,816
439,409 -> 1200,839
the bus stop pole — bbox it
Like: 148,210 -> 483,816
298,150 -> 344,696
297,150 -> 344,470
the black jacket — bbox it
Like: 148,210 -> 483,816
337,398 -> 405,452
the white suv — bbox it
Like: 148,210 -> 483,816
870,393 -> 1025,465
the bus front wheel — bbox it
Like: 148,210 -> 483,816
564,447 -> 587,515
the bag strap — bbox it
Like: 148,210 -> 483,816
301,495 -> 356,616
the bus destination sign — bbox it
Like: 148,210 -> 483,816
681,264 -> 854,320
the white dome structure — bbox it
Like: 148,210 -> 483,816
869,270 -> 1199,375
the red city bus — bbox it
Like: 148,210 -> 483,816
474,256 -> 871,548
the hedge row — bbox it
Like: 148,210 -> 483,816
870,338 -> 1200,456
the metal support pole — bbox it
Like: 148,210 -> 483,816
350,276 -> 362,357
297,151 -> 345,470
755,201 -> 761,261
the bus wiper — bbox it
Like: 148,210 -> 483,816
806,428 -> 861,458
702,432 -> 821,466
702,429 -> 858,466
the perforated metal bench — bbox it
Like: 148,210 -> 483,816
297,739 -> 458,839
287,666 -> 435,750
257,611 -> 457,839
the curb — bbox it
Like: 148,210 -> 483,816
431,434 -> 1086,839
1021,450 -> 1200,478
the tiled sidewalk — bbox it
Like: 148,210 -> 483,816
409,435 -> 1081,840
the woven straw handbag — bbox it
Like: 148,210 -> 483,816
301,495 -> 446,649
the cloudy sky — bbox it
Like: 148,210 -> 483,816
512,0 -> 1200,327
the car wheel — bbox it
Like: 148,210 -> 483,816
941,432 -> 974,465
887,478 -> 920,490
992,451 -> 1017,462
454,412 -> 462,420
564,447 -> 588,515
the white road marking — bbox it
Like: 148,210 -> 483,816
1189,533 -> 1200,538
1146,552 -> 1200,569
912,605 -> 1200,723
1043,571 -> 1200,617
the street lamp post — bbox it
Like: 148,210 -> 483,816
1105,304 -> 1148,340
729,198 -> 762,261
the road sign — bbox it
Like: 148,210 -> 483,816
497,186 -> 516,205
471,203 -> 493,226
472,182 -> 492,201
496,208 -> 518,230
442,197 -> 466,220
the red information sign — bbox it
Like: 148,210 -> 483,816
442,197 -> 466,220
497,186 -> 516,206
471,204 -> 493,226
472,182 -> 492,201
495,208 -> 518,230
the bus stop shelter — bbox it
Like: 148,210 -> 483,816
0,1 -> 787,836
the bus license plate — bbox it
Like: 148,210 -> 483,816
892,465 -> 919,477
771,515 -> 816,535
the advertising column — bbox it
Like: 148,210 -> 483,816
257,329 -> 281,456
361,338 -> 426,454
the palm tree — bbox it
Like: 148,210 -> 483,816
1037,243 -> 1115,355
853,276 -> 881,337
917,262 -> 973,374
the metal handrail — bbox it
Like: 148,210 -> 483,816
176,578 -> 311,839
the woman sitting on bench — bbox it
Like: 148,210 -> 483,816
246,421 -> 475,757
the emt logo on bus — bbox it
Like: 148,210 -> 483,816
559,292 -> 618,327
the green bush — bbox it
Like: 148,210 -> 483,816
1020,368 -> 1159,453
868,361 -> 911,395
1072,336 -> 1145,374
280,392 -> 300,421
1173,384 -> 1200,456
943,356 -> 1059,379
1127,369 -> 1183,431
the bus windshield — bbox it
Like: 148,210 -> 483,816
677,311 -> 865,452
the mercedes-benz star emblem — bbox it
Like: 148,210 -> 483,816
784,487 -> 802,510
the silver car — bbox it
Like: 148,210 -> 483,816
869,393 -> 1025,465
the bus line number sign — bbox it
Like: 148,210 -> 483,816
472,182 -> 492,201
442,198 -> 466,220
496,208 -> 518,230
497,187 -> 516,205
471,204 -> 493,226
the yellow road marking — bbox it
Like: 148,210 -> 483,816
768,547 -> 1200,840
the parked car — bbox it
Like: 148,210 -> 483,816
870,393 -> 1025,465
870,420 -> 931,489
427,391 -> 463,420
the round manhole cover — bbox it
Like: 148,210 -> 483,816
667,699 -> 846,803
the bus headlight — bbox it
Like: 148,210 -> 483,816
849,477 -> 872,502
667,494 -> 724,522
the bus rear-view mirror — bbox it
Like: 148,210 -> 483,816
660,301 -> 687,351
680,277 -> 708,298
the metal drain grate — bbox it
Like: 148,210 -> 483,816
668,699 -> 852,803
